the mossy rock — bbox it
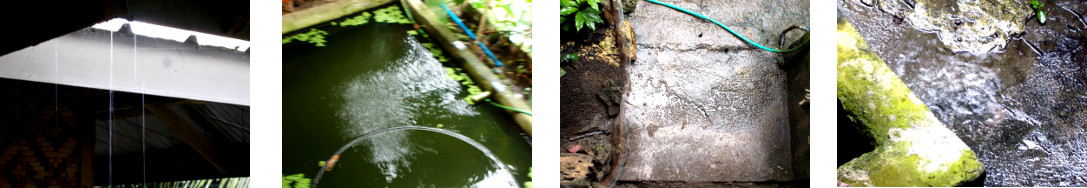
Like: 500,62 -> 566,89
837,18 -> 984,187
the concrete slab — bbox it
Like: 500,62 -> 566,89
618,0 -> 806,182
0,28 -> 250,105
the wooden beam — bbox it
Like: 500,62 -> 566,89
145,102 -> 227,174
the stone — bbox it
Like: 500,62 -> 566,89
618,0 -> 804,182
560,153 -> 595,180
560,153 -> 595,186
837,18 -> 984,186
878,0 -> 1031,53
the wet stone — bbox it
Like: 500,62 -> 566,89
841,0 -> 1087,186
619,0 -> 805,182
836,19 -> 984,186
891,0 -> 1031,53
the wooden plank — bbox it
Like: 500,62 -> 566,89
404,0 -> 533,137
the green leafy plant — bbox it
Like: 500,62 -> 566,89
561,53 -> 577,77
282,174 -> 311,188
445,67 -> 487,105
338,12 -> 373,27
561,53 -> 579,62
1030,0 -> 1046,24
560,0 -> 604,32
374,6 -> 414,24
422,43 -> 450,62
282,29 -> 330,47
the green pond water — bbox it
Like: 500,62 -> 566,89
282,16 -> 531,187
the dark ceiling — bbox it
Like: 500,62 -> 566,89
1,0 -> 249,57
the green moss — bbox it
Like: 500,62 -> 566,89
839,142 -> 982,186
837,18 -> 933,144
836,18 -> 984,186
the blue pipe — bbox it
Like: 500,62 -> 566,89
477,41 -> 503,67
440,4 -> 503,66
441,4 -> 477,39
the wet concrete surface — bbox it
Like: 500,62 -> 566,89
619,0 -> 808,182
840,0 -> 1087,186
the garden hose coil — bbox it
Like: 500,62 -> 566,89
311,126 -> 518,188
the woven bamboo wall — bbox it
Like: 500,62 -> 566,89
0,78 -> 94,188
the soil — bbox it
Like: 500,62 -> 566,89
283,0 -> 339,14
559,0 -> 628,186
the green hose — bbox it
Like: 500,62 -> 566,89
485,99 -> 532,116
644,0 -> 809,53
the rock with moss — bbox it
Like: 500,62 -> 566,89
876,0 -> 1031,53
836,18 -> 984,187
621,0 -> 636,14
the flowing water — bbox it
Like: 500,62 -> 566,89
282,17 -> 531,187
841,0 -> 1087,186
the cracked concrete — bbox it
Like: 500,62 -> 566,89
618,0 -> 807,182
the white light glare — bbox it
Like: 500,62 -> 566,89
91,18 -> 249,52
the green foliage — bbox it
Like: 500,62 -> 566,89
422,43 -> 450,62
1030,0 -> 1047,24
465,0 -> 533,53
374,6 -> 414,24
467,85 -> 483,94
445,66 -> 486,105
560,0 -> 604,32
340,12 -> 373,27
561,53 -> 577,77
525,167 -> 533,188
282,29 -> 330,47
282,174 -> 311,188
1037,10 -> 1046,24
561,53 -> 579,62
